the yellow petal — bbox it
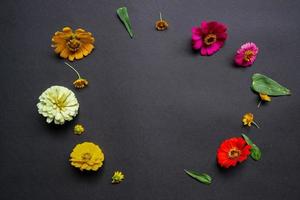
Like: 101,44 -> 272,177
75,49 -> 83,59
68,53 -> 75,61
75,28 -> 86,33
63,27 -> 73,33
81,47 -> 89,56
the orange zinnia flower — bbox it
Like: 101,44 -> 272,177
52,27 -> 95,61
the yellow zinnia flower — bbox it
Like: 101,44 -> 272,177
70,142 -> 104,171
242,113 -> 260,128
74,124 -> 85,135
112,171 -> 125,184
52,27 -> 95,61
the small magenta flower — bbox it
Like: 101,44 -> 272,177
192,21 -> 228,56
235,42 -> 259,67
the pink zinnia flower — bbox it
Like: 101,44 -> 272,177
192,21 -> 228,56
235,42 -> 259,67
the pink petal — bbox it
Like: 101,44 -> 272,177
192,27 -> 200,34
206,42 -> 222,55
192,34 -> 201,41
193,40 -> 202,50
200,21 -> 209,34
200,47 -> 208,56
217,32 -> 228,40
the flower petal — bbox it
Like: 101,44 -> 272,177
193,40 -> 203,50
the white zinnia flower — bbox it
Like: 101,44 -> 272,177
37,86 -> 79,125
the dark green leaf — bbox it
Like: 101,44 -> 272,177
241,134 -> 254,146
116,7 -> 134,38
184,169 -> 212,185
242,134 -> 262,161
251,73 -> 291,96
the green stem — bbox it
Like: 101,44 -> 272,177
252,121 -> 260,129
64,62 -> 81,79
160,12 -> 162,21
257,100 -> 262,108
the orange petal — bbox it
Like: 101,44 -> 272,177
54,45 -> 65,53
60,48 -> 70,58
52,36 -> 66,44
68,53 -> 75,61
83,43 -> 94,52
75,49 -> 83,59
81,47 -> 89,56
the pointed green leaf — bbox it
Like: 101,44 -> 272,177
117,7 -> 134,38
242,134 -> 261,161
184,169 -> 212,185
251,73 -> 291,96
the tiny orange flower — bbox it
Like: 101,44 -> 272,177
242,113 -> 260,128
257,93 -> 271,108
73,79 -> 88,89
156,12 -> 168,31
65,62 -> 88,89
259,93 -> 271,102
52,27 -> 95,61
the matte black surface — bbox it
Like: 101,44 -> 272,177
1,0 -> 300,199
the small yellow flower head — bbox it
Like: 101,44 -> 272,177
70,142 -> 104,171
242,113 -> 260,128
242,113 -> 254,126
259,93 -> 271,102
112,171 -> 125,184
73,78 -> 88,89
74,124 -> 85,135
52,27 -> 95,61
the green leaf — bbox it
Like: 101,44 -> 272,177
117,7 -> 134,38
242,134 -> 262,161
251,73 -> 291,96
250,144 -> 261,161
184,169 -> 212,185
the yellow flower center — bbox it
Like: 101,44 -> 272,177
204,34 -> 217,45
228,147 -> 241,159
81,153 -> 92,161
67,35 -> 81,52
53,99 -> 66,110
243,50 -> 254,62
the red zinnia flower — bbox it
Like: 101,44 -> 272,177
192,21 -> 228,56
217,137 -> 251,168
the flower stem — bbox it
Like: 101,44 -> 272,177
64,62 -> 81,79
252,121 -> 260,129
160,12 -> 162,21
257,101 -> 262,108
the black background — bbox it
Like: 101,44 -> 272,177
1,0 -> 300,199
